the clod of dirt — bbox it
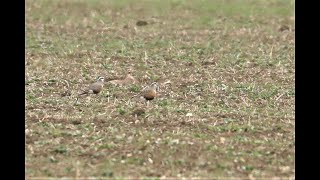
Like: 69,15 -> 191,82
104,77 -> 117,82
136,20 -> 148,26
60,91 -> 71,97
201,60 -> 216,66
71,120 -> 82,125
131,109 -> 146,116
186,62 -> 193,66
279,25 -> 290,32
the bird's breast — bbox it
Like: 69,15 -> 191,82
143,90 -> 156,100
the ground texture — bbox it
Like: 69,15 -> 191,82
26,0 -> 295,178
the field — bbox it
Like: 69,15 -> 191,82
25,0 -> 295,178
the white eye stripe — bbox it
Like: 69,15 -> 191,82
97,76 -> 105,81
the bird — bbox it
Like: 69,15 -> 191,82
141,82 -> 160,101
78,76 -> 105,96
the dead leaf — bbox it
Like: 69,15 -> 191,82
220,137 -> 226,144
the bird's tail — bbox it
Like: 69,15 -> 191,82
78,88 -> 91,96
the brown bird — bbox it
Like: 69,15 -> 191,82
141,82 -> 159,101
78,76 -> 105,95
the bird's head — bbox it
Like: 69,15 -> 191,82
96,76 -> 105,82
150,82 -> 160,91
